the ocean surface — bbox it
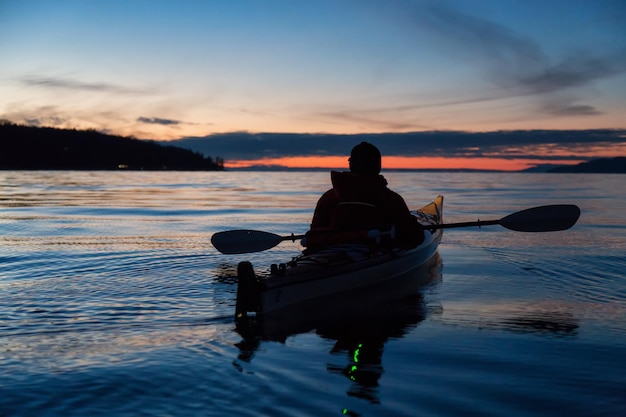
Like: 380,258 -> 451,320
1,171 -> 625,417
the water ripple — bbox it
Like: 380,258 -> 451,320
2,171 -> 625,417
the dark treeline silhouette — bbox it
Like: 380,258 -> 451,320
548,157 -> 626,173
0,121 -> 224,171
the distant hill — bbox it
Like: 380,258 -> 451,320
548,157 -> 626,173
0,122 -> 223,170
520,164 -> 568,173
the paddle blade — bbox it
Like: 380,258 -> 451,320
499,204 -> 580,232
211,230 -> 283,254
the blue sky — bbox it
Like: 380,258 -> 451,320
1,0 -> 625,168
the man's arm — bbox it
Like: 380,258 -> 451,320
310,189 -> 338,229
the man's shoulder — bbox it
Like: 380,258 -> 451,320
382,186 -> 404,198
317,188 -> 340,204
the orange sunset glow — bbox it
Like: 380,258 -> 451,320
225,156 -> 585,171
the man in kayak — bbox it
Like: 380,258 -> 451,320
306,142 -> 424,250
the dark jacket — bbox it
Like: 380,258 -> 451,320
309,171 -> 424,248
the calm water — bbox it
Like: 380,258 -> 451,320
1,171 -> 625,417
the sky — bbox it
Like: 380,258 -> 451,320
2,0 -> 626,170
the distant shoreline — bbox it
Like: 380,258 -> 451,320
227,166 -> 510,173
1,122 -> 224,171
3,122 -> 624,173
225,159 -> 626,173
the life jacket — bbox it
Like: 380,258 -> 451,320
330,201 -> 387,231
306,171 -> 423,250
303,226 -> 396,250
306,187 -> 395,249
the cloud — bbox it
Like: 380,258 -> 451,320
137,117 -> 182,126
515,53 -> 626,95
170,129 -> 626,162
375,2 -> 626,119
20,75 -> 152,95
293,2 -> 626,131
1,105 -> 69,127
420,2 -> 547,74
24,116 -> 67,127
415,3 -> 626,92
314,109 -> 430,131
546,104 -> 602,117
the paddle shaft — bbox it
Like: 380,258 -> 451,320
281,233 -> 305,242
275,218 -> 521,235
431,219 -> 500,229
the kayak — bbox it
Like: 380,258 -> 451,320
235,195 -> 444,320
238,252 -> 443,342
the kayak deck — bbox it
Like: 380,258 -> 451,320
235,195 -> 444,320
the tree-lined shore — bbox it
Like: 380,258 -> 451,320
0,122 -> 224,171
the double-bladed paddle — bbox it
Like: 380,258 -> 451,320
211,204 -> 580,254
211,231 -> 305,255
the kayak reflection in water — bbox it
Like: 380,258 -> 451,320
305,142 -> 424,251
323,293 -> 429,405
233,254 -> 443,405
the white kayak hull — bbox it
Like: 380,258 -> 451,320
235,195 -> 444,319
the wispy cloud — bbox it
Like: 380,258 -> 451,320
313,109 -> 430,131
137,117 -> 181,126
418,3 -> 547,78
24,115 -> 68,127
20,75 -> 152,95
2,105 -> 69,127
515,55 -> 622,94
413,3 -> 626,115
545,103 -> 603,117
346,1 -> 626,123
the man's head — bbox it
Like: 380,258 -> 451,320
349,142 -> 381,175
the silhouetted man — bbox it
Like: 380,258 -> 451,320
306,142 -> 424,250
